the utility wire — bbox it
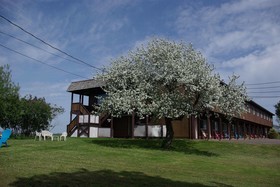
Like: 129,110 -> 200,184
250,96 -> 280,98
245,81 -> 280,86
247,86 -> 280,90
0,30 -> 86,67
0,14 -> 105,72
0,43 -> 89,79
248,91 -> 280,94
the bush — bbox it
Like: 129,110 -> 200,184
268,128 -> 279,139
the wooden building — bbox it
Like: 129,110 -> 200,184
67,79 -> 274,139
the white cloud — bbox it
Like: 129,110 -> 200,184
219,0 -> 279,15
174,0 -> 280,116
218,43 -> 280,83
87,0 -> 137,15
0,56 -> 8,66
88,17 -> 128,39
175,0 -> 280,78
20,81 -> 68,98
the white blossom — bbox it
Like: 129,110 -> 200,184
96,38 -> 247,121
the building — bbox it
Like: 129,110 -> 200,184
66,79 -> 274,139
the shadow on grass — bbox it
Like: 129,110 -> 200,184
10,169 -> 214,187
210,182 -> 234,187
87,139 -> 219,157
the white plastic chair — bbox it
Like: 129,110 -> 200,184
41,130 -> 53,141
60,132 -> 67,141
34,131 -> 42,141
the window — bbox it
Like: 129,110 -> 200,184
214,121 -> 218,131
83,96 -> 89,106
73,94 -> 80,103
200,119 -> 207,130
246,105 -> 251,113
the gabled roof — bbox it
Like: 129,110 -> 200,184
67,79 -> 105,95
247,100 -> 274,116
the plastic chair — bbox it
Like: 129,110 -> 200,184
201,129 -> 208,139
41,130 -> 53,141
224,132 -> 229,139
34,131 -> 42,141
234,132 -> 239,139
60,132 -> 67,141
0,129 -> 12,148
214,131 -> 221,140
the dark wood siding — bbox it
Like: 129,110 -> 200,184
172,116 -> 190,138
241,113 -> 273,127
113,116 -> 131,138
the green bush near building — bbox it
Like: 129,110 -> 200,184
268,128 -> 279,139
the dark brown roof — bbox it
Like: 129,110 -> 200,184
247,100 -> 274,116
67,79 -> 105,93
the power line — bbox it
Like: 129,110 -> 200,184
248,91 -> 280,94
0,14 -> 105,72
247,86 -> 280,90
245,81 -> 280,86
0,30 -> 86,67
250,96 -> 280,98
0,42 -> 89,79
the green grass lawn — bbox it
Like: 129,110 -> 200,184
1,138 -> 280,187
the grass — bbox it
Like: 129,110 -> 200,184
1,138 -> 280,187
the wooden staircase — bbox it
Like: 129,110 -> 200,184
67,116 -> 78,136
71,103 -> 90,115
67,103 -> 111,137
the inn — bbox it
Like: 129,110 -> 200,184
66,79 -> 274,139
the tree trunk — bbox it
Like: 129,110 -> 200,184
161,117 -> 174,149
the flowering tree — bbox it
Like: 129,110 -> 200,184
97,38 -> 247,148
218,75 -> 248,122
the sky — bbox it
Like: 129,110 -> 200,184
0,0 -> 280,133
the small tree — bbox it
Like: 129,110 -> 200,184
0,65 -> 65,135
97,38 -> 247,148
0,64 -> 21,129
18,95 -> 64,136
268,128 -> 279,139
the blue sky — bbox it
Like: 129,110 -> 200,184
0,0 -> 280,132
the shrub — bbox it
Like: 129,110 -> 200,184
268,128 -> 279,139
